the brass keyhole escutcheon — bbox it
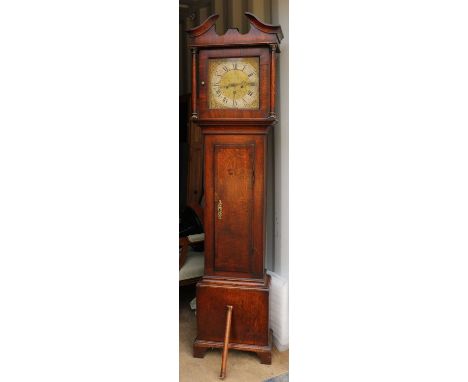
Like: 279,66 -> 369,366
217,200 -> 223,220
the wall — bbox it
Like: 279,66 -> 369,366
270,0 -> 289,352
271,0 -> 289,281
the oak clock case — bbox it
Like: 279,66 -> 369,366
187,12 -> 283,365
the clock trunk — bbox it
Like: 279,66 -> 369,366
204,132 -> 267,279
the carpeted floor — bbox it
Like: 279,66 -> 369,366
179,285 -> 289,382
264,373 -> 289,382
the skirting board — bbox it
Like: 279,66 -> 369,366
267,270 -> 289,351
273,334 -> 289,352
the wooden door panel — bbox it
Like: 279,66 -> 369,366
204,133 -> 266,279
214,144 -> 254,273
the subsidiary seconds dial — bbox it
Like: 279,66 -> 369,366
208,57 -> 259,110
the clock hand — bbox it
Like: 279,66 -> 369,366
224,81 -> 255,89
241,81 -> 256,87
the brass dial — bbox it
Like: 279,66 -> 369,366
208,57 -> 259,109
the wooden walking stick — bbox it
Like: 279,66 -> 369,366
219,305 -> 233,379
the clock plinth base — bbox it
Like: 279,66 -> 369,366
193,330 -> 273,365
194,275 -> 272,364
193,344 -> 208,359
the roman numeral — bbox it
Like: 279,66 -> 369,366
223,66 -> 229,72
233,63 -> 238,70
248,72 -> 254,77
223,97 -> 227,103
247,90 -> 253,96
233,99 -> 237,106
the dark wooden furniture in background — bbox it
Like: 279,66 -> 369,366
187,12 -> 283,365
179,233 -> 205,287
186,118 -> 204,221
179,94 -> 190,213
180,94 -> 204,219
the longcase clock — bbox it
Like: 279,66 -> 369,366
187,12 -> 283,365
